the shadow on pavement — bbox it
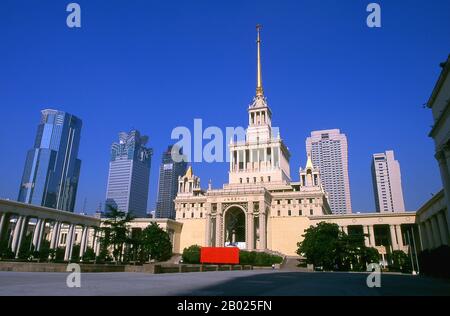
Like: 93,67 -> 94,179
175,271 -> 450,296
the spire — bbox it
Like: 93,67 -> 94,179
185,166 -> 193,178
256,24 -> 264,97
306,153 -> 314,169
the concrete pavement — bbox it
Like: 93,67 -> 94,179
1,270 -> 449,296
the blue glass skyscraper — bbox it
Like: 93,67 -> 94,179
18,109 -> 82,212
105,130 -> 153,217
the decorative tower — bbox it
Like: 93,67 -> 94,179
299,154 -> 323,191
178,166 -> 201,196
228,25 -> 291,186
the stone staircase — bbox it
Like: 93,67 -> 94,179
280,256 -> 311,272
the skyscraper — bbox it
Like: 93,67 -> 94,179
155,145 -> 187,219
105,130 -> 152,218
18,109 -> 82,212
306,129 -> 352,214
371,150 -> 406,212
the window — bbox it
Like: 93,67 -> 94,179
61,233 -> 67,244
310,209 -> 313,215
288,210 -> 291,216
277,200 -> 281,205
200,212 -> 203,218
299,210 -> 302,216
240,178 -> 243,184
288,199 -> 291,204
268,176 -> 271,182
247,178 -> 249,183
191,212 -> 194,218
277,210 -> 281,216
183,213 -> 185,218
191,203 -> 195,207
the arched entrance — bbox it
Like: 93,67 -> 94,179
224,206 -> 246,248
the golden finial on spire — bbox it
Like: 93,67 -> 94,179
256,24 -> 264,97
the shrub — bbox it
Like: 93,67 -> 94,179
71,244 -> 81,262
240,251 -> 283,266
54,247 -> 65,262
389,250 -> 412,273
182,245 -> 201,264
82,247 -> 96,262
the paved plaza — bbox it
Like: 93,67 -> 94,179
1,270 -> 450,296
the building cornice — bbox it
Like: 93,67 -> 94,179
416,189 -> 445,216
309,211 -> 417,221
427,55 -> 450,108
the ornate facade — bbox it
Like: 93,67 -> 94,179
174,26 -> 330,254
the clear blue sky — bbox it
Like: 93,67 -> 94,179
0,0 -> 449,214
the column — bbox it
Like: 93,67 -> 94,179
64,224 -> 76,261
436,149 -> 450,234
11,216 -> 24,254
368,225 -> 375,247
425,220 -> 435,249
270,146 -> 274,170
395,225 -> 404,249
246,202 -> 254,250
0,212 -> 10,243
36,219 -> 46,251
437,212 -> 449,245
417,223 -> 425,251
12,216 -> 27,257
79,226 -> 89,259
258,200 -> 266,250
16,216 -> 28,258
94,229 -> 101,257
50,221 -> 61,249
32,218 -> 43,251
389,225 -> 399,251
364,226 -> 370,247
430,216 -> 442,248
243,150 -> 247,171
215,203 -> 222,247
264,147 -> 267,169
341,226 -> 348,234
205,214 -> 211,246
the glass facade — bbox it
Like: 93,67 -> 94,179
18,109 -> 82,212
155,145 -> 187,219
105,130 -> 153,218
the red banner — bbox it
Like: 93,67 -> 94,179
200,247 -> 240,264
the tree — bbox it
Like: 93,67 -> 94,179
362,247 -> 380,266
297,222 -> 380,271
140,223 -> 172,262
182,245 -> 201,264
297,222 -> 341,270
82,247 -> 96,262
390,250 -> 412,273
100,205 -> 134,263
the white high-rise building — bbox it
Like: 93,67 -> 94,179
371,150 -> 405,213
306,129 -> 352,214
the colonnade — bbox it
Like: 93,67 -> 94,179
339,223 -> 411,251
0,199 -> 101,261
